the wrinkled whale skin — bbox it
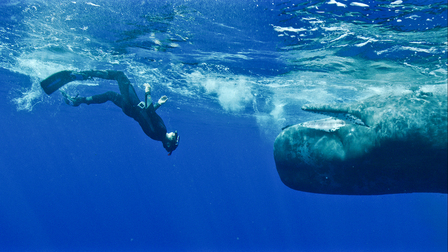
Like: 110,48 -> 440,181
274,91 -> 447,195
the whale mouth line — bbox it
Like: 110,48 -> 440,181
300,105 -> 369,132
298,117 -> 347,132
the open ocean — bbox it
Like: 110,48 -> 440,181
0,0 -> 447,251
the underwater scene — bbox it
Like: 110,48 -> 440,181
1,0 -> 447,251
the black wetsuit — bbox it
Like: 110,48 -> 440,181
74,70 -> 167,142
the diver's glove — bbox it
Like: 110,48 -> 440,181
158,95 -> 168,105
61,90 -> 81,107
144,83 -> 151,94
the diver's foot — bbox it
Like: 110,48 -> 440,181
61,90 -> 81,107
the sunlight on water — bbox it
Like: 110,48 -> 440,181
1,0 -> 446,137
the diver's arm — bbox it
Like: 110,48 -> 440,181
143,83 -> 168,111
144,83 -> 153,109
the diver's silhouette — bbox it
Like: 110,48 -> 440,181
41,70 -> 179,155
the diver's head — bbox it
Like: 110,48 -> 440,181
163,131 -> 180,155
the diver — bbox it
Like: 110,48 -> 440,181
40,70 -> 180,155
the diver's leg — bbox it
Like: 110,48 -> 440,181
62,91 -> 124,108
64,70 -> 139,119
73,70 -> 113,80
41,70 -> 134,95
41,71 -> 89,95
75,70 -> 138,101
75,70 -> 130,89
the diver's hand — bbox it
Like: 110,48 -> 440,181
158,95 -> 168,104
144,83 -> 151,93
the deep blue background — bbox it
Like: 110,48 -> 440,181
1,69 -> 447,251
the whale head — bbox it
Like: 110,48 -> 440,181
274,91 -> 447,195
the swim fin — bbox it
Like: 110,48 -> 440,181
40,70 -> 75,95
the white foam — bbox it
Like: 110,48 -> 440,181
328,0 -> 347,8
272,25 -> 306,33
419,84 -> 448,95
86,2 -> 100,7
8,57 -> 77,111
187,71 -> 254,112
270,102 -> 285,120
350,2 -> 369,7
401,46 -> 436,54
11,76 -> 44,111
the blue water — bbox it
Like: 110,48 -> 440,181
1,0 -> 447,251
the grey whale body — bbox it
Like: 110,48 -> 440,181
274,90 -> 447,195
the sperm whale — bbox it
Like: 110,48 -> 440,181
274,89 -> 447,195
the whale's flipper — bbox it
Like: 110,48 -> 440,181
40,70 -> 75,95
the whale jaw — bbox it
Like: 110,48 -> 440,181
301,104 -> 369,129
